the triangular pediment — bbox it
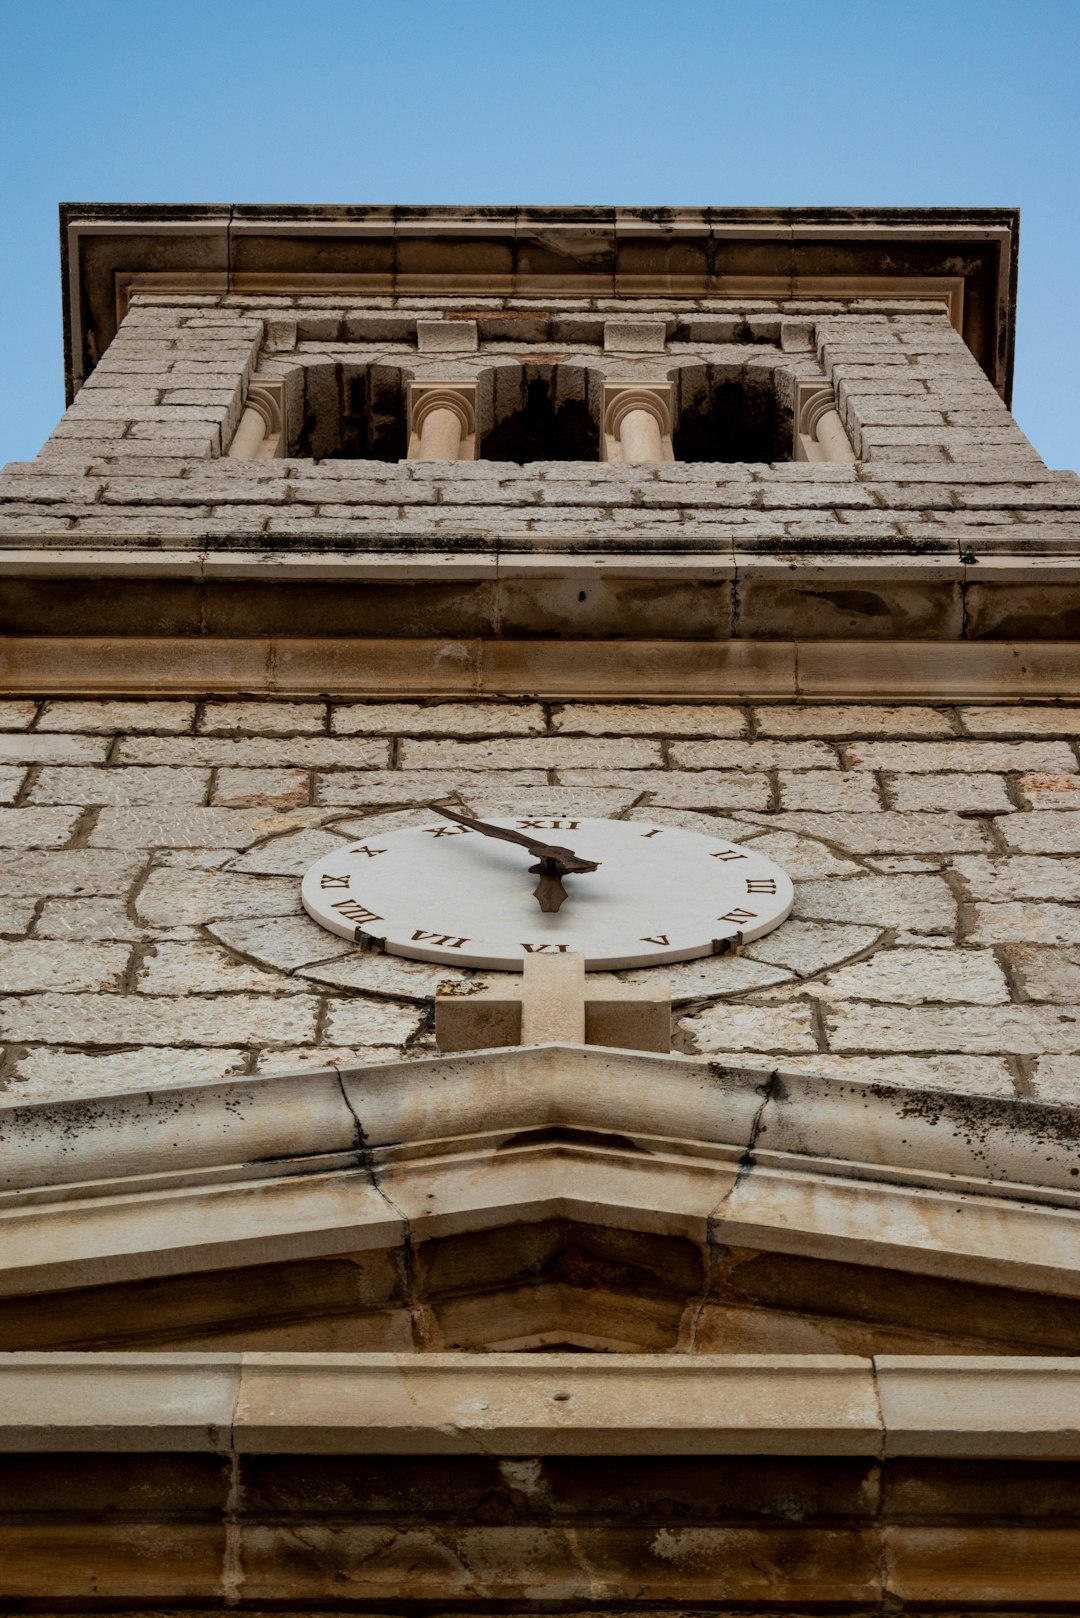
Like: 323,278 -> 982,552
2,1044 -> 1080,1354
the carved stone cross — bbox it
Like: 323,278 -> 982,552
435,952 -> 670,1053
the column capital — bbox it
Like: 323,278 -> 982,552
407,381 -> 479,461
601,382 -> 675,464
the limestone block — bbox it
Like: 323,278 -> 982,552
603,319 -> 667,352
825,1003 -> 1080,1055
968,901 -> 1080,946
87,807 -> 273,850
1000,814 -> 1080,853
959,706 -> 1080,735
116,736 -> 389,768
0,734 -> 108,764
0,1354 -> 240,1450
876,1358 -> 1080,1457
809,946 -> 1010,1006
323,996 -> 426,1046
400,737 -> 663,770
793,875 -> 956,931
34,897 -> 151,941
134,868 -> 296,927
0,940 -> 131,993
0,850 -> 142,900
212,769 -> 309,809
670,741 -> 837,770
0,767 -> 25,804
37,700 -> 195,733
1018,772 -> 1080,810
754,705 -> 952,738
0,809 -> 81,848
1003,944 -> 1080,1003
0,992 -> 320,1047
683,1001 -> 818,1054
746,920 -> 882,978
846,740 -> 1077,773
778,771 -> 882,811
952,854 -> 1080,901
0,700 -> 37,730
314,769 -> 548,807
757,1052 -> 1016,1096
887,772 -> 1014,813
416,319 -> 478,352
331,702 -> 545,736
27,766 -> 210,806
763,812 -> 985,854
550,704 -> 746,737
135,942 -> 312,996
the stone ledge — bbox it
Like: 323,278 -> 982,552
5,635 -> 1080,700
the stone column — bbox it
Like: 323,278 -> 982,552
227,380 -> 285,460
794,382 -> 856,463
601,384 -> 675,464
407,383 -> 479,461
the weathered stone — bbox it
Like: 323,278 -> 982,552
399,738 -> 663,769
134,867 -> 296,927
826,1003 -> 1080,1054
0,700 -> 37,730
88,807 -> 272,849
1000,814 -> 1080,853
811,946 -> 1009,1005
551,704 -> 746,737
0,992 -> 320,1045
135,940 -> 315,995
778,771 -> 882,811
761,812 -> 986,853
959,707 -> 1080,736
324,996 -> 427,1045
1018,772 -> 1080,809
671,741 -> 838,769
745,920 -> 882,977
952,854 -> 1080,901
558,770 -> 772,810
1,1044 -> 249,1101
228,826 -> 352,875
199,700 -> 328,734
116,736 -> 389,767
0,940 -> 131,992
0,734 -> 108,764
34,897 -> 152,941
887,772 -> 1014,812
1030,1054 -> 1080,1103
767,1051 -> 1016,1095
735,830 -> 863,878
795,874 -> 956,931
681,1000 -> 819,1054
0,767 -> 25,804
0,809 -> 81,848
332,702 -> 545,736
846,740 -> 1077,773
968,901 -> 1080,945
212,769 -> 310,809
37,700 -> 196,732
27,766 -> 210,806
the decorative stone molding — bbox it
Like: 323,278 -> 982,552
226,377 -> 285,459
407,381 -> 478,461
601,382 -> 675,464
794,378 -> 856,462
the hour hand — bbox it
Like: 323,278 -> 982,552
434,806 -> 599,912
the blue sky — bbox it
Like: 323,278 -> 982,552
1,0 -> 1077,468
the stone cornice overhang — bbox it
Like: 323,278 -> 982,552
58,202 -> 1020,402
3,1045 -> 1080,1302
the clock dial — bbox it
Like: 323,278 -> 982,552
301,816 -> 793,970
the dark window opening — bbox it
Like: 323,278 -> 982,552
292,363 -> 407,461
672,364 -> 794,463
483,364 -> 598,462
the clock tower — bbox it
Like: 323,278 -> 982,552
1,206 -> 1080,1612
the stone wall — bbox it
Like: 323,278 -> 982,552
2,695 -> 1080,1106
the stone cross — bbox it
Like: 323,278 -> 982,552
435,952 -> 670,1054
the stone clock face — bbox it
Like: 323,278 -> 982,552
300,815 -> 793,971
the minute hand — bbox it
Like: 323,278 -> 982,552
434,807 -> 600,913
